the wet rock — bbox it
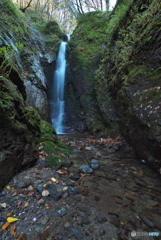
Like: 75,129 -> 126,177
81,218 -> 91,225
38,198 -> 45,205
40,215 -> 50,225
64,222 -> 71,228
46,184 -> 62,201
69,173 -> 79,181
67,186 -> 78,195
96,212 -> 108,223
158,120 -> 161,126
17,180 -> 31,188
79,165 -> 93,174
126,185 -> 139,192
85,146 -> 92,151
138,213 -> 155,228
36,184 -> 44,194
34,180 -> 43,186
90,159 -> 100,170
57,207 -> 67,217
109,216 -> 120,228
71,228 -> 84,239
88,225 -> 94,233
106,176 -> 117,181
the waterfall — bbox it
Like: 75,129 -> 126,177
51,37 -> 68,134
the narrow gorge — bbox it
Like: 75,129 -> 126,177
0,0 -> 161,239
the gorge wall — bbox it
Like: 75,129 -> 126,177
0,0 -> 63,190
68,0 -> 161,170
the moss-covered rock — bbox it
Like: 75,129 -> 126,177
67,11 -> 114,134
0,64 -> 41,192
95,0 -> 161,170
40,121 -> 71,170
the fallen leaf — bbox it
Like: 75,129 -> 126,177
2,222 -> 10,230
12,191 -> 20,197
56,170 -> 68,175
7,217 -> 19,223
42,190 -> 50,196
24,202 -> 29,208
18,201 -> 23,206
6,185 -> 14,190
0,203 -> 7,208
81,188 -> 89,196
16,233 -> 27,240
10,224 -> 16,237
6,213 -> 13,217
51,177 -> 57,182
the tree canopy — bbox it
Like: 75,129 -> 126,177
12,0 -> 115,33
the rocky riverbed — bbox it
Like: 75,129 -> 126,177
0,134 -> 161,240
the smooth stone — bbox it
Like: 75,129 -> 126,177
71,195 -> 81,201
62,192 -> 68,199
38,198 -> 45,204
96,212 -> 108,223
85,146 -> 92,150
90,159 -> 100,170
40,215 -> 50,225
69,173 -> 79,181
34,180 -> 43,186
106,176 -> 117,181
46,184 -> 62,201
57,207 -> 66,217
138,214 -> 155,228
109,216 -> 120,228
126,186 -> 139,192
36,184 -> 44,194
71,228 -> 84,240
88,225 -> 94,233
158,120 -> 161,126
64,222 -> 71,228
67,186 -> 78,195
81,218 -> 91,225
80,165 -> 93,174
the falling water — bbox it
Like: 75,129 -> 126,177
51,37 -> 69,134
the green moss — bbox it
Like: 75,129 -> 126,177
40,120 -> 57,143
40,121 -> 71,169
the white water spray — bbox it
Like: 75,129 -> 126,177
51,38 -> 68,134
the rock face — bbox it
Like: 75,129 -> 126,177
0,0 -> 63,191
69,1 -> 161,170
100,0 -> 161,170
67,12 -> 117,134
0,64 -> 41,192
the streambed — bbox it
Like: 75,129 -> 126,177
0,134 -> 161,240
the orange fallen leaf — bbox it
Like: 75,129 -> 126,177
81,188 -> 89,196
6,213 -> 13,217
2,222 -> 10,230
10,224 -> 16,237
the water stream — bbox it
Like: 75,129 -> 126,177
51,36 -> 69,134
